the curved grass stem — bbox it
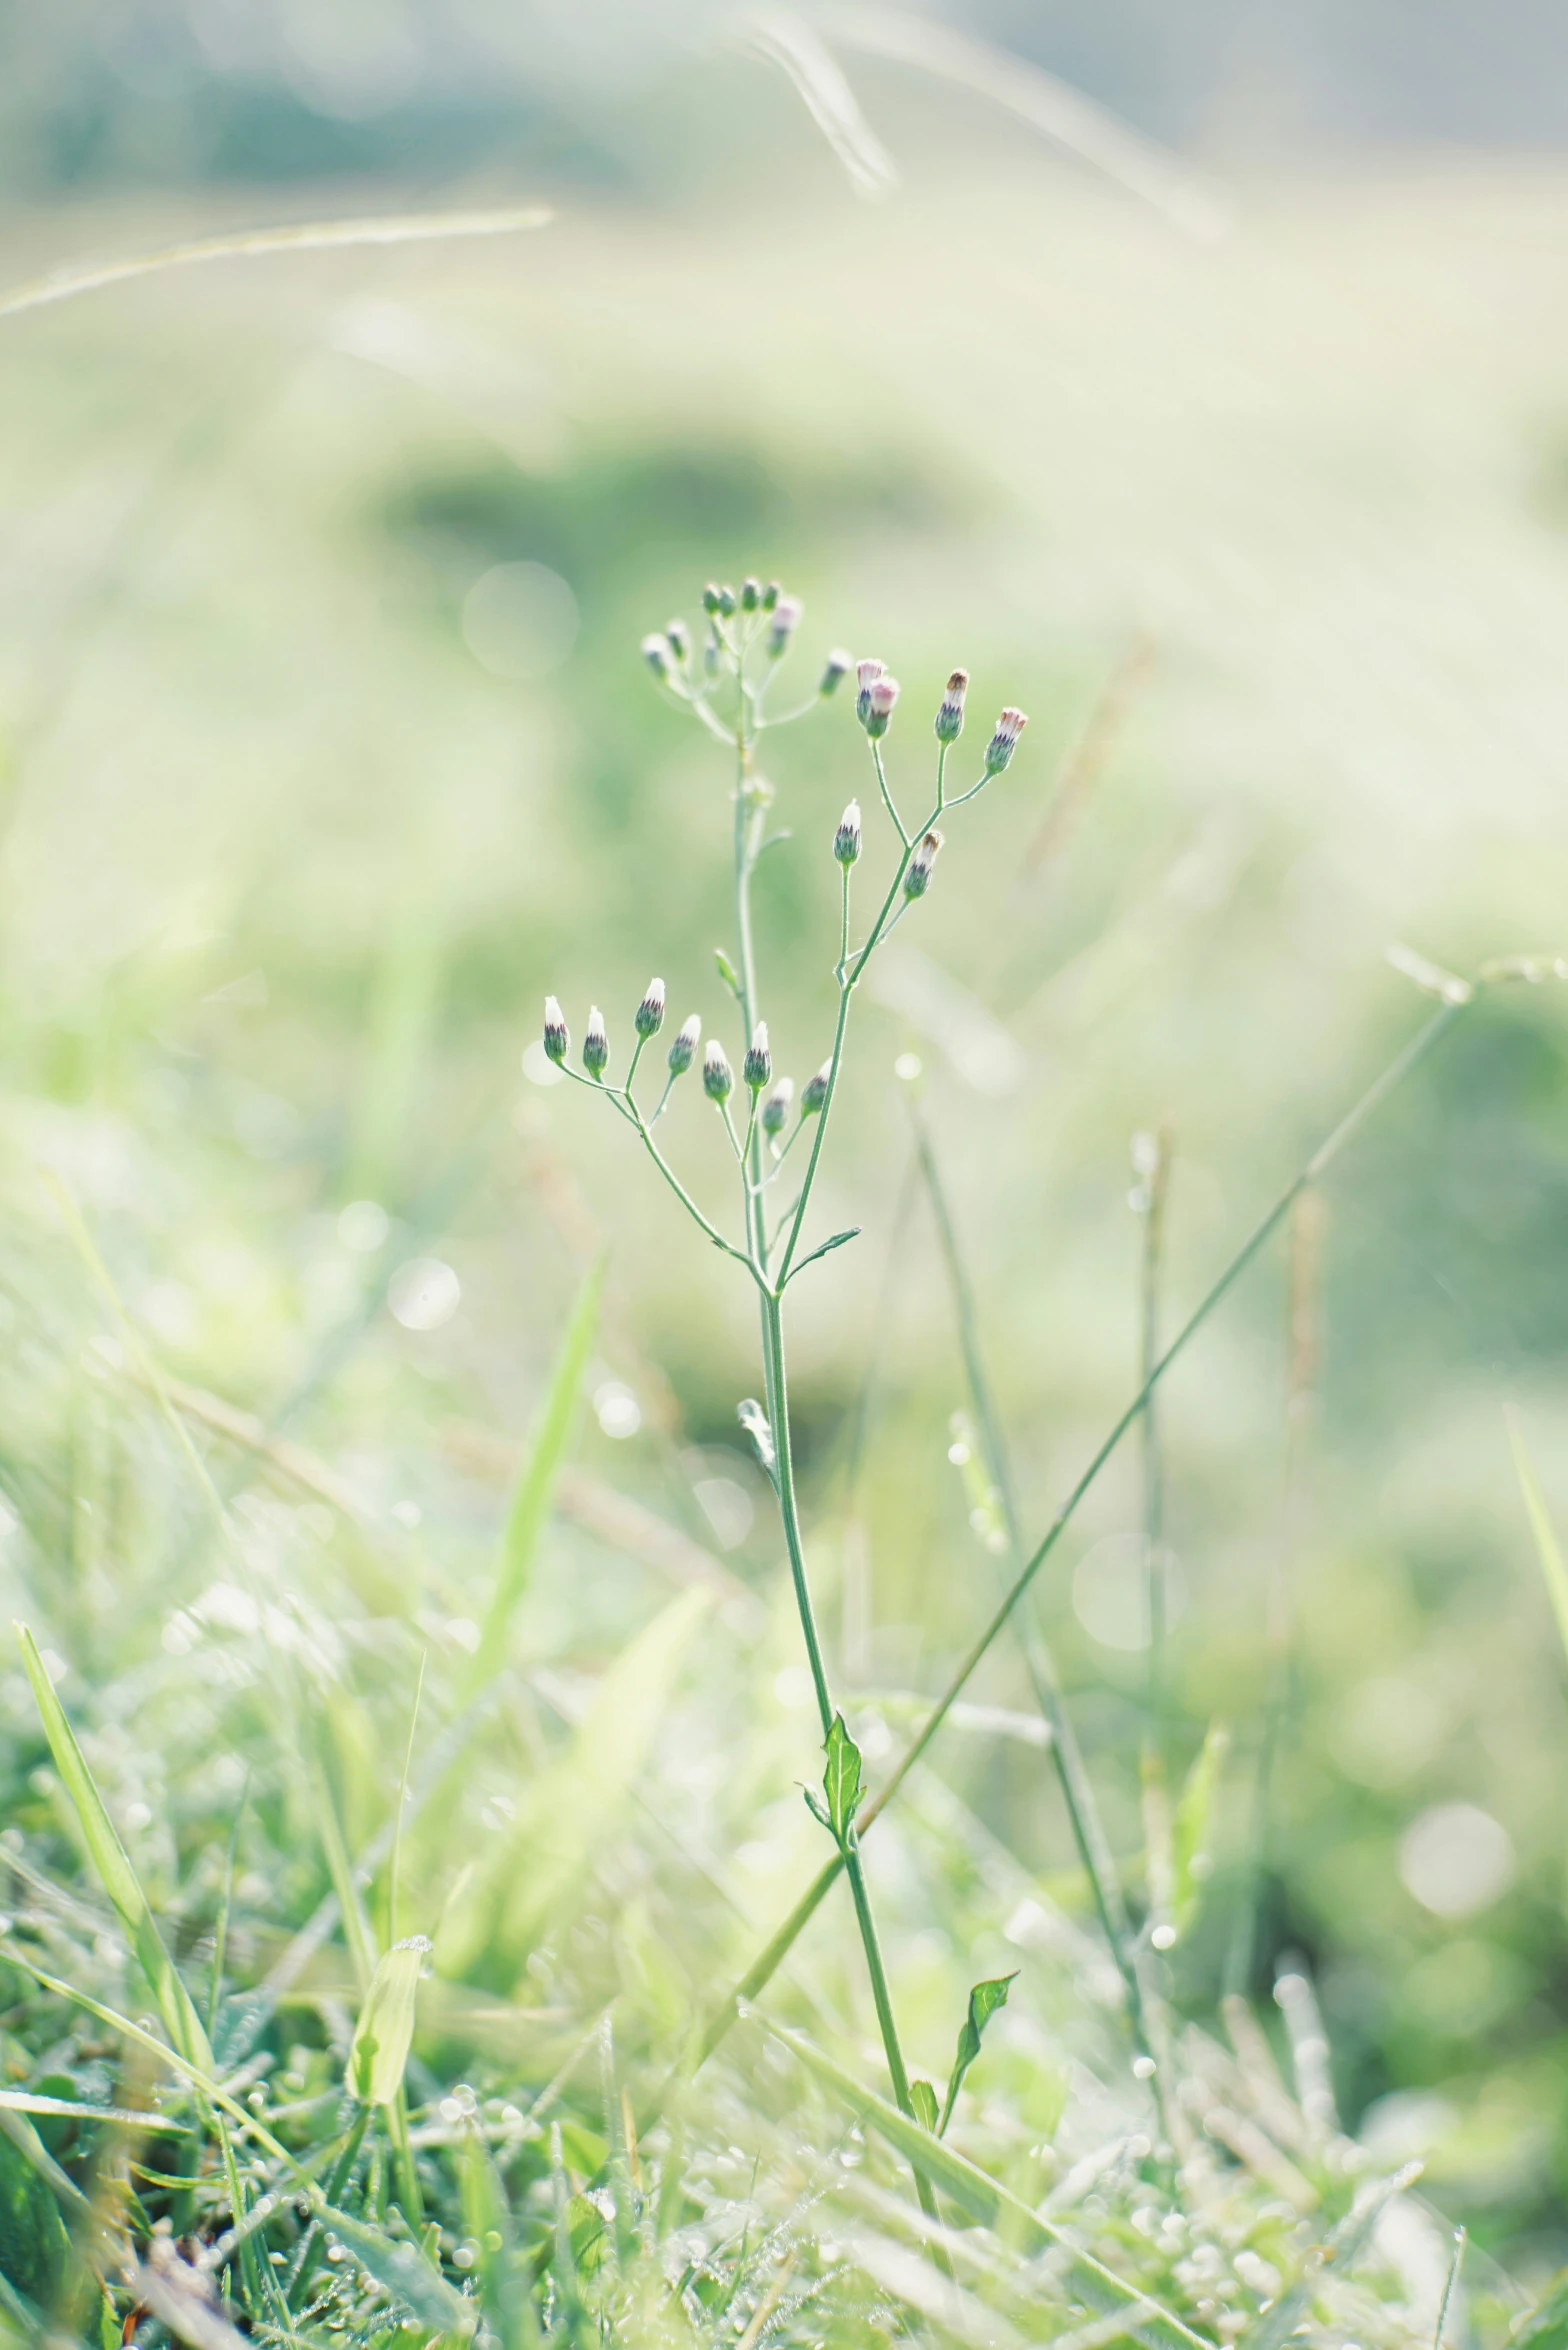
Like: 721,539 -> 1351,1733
693,994 -> 1472,2069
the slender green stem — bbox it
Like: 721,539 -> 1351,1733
762,1286 -> 930,2214
626,1105 -> 758,1278
871,741 -> 909,845
910,1100 -> 1143,2028
692,995 -> 1471,2068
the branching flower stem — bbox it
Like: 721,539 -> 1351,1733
694,992 -> 1474,2069
725,637 -> 932,2188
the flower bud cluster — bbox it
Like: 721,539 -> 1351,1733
542,981 -> 705,1089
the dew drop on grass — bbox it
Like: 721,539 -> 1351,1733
463,561 -> 579,681
388,1257 -> 461,1331
1399,1802 -> 1515,1918
594,1380 -> 641,1438
338,1199 -> 390,1252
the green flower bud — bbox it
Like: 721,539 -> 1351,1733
703,1039 -> 734,1101
583,1005 -> 609,1077
742,1022 -> 772,1093
635,977 -> 666,1039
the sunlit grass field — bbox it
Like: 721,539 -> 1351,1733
3,110 -> 1568,2340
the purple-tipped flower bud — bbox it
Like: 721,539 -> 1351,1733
668,1013 -> 701,1074
742,1022 -> 772,1092
984,706 -> 1028,774
741,576 -> 761,613
833,800 -> 862,867
641,632 -> 673,681
718,583 -> 737,618
864,674 -> 900,740
635,976 -> 666,1039
702,583 -> 722,615
703,1038 -> 734,1102
935,667 -> 969,745
766,593 -> 803,657
903,829 -> 944,900
820,648 -> 852,697
854,657 -> 885,727
543,996 -> 569,1065
583,1004 -> 609,1077
761,1076 -> 794,1136
801,1060 -> 831,1115
665,618 -> 691,664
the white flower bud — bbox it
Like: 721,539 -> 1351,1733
864,674 -> 900,740
761,1076 -> 794,1136
542,996 -> 569,1065
703,1039 -> 734,1101
635,977 -> 666,1039
819,648 -> 852,697
668,1013 -> 701,1074
903,830 -> 944,900
741,577 -> 761,612
583,1005 -> 609,1077
833,800 -> 862,867
801,1060 -> 831,1115
766,593 -> 803,657
854,657 -> 885,727
742,1022 -> 772,1092
665,618 -> 691,664
984,706 -> 1028,774
935,668 -> 968,744
641,633 -> 672,681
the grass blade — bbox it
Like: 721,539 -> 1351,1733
15,1624 -> 213,2074
474,1253 -> 607,1683
1508,1416 -> 1568,1665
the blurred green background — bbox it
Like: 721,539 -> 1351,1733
4,0 -> 1568,2275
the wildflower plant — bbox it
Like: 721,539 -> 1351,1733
543,578 -> 1027,2147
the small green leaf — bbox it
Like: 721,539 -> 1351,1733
821,1714 -> 863,1845
347,1936 -> 430,2108
909,2079 -> 939,2133
714,948 -> 742,998
15,1625 -> 212,2077
786,1227 -> 862,1283
940,1973 -> 1016,2133
1510,1417 -> 1568,1667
